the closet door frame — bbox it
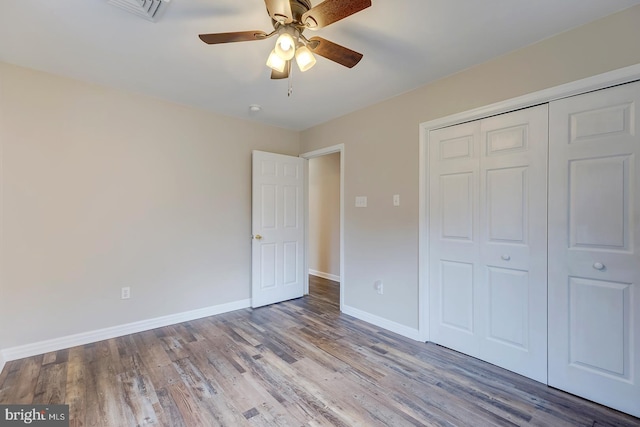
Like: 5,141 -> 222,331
418,63 -> 640,342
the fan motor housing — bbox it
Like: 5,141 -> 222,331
291,0 -> 313,22
271,0 -> 312,28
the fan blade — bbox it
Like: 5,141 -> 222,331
264,0 -> 293,24
199,31 -> 268,44
271,61 -> 291,79
302,0 -> 371,30
308,37 -> 363,68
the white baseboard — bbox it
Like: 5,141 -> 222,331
309,269 -> 340,282
0,299 -> 251,363
342,304 -> 422,342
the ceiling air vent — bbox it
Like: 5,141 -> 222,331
107,0 -> 170,22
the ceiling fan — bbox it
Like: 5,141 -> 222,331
198,0 -> 372,79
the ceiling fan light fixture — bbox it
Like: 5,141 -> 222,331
199,0 -> 371,81
295,45 -> 316,72
266,49 -> 286,72
275,31 -> 296,60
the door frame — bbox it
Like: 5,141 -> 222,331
418,63 -> 640,342
300,144 -> 345,310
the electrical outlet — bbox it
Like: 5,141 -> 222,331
121,287 -> 131,300
374,280 -> 383,295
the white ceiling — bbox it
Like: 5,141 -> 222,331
1,0 -> 639,130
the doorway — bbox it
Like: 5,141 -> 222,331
301,144 -> 344,310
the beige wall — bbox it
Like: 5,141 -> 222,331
0,62 -> 300,349
308,153 -> 340,278
300,5 -> 640,329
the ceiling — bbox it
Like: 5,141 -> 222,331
1,0 -> 639,131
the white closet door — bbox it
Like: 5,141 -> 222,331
429,121 -> 481,356
429,105 -> 548,382
478,105 -> 548,383
548,81 -> 640,417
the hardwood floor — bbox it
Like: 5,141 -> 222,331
1,276 -> 638,426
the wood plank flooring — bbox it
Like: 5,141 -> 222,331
1,276 -> 638,426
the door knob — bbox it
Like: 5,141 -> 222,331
593,262 -> 605,271
254,234 -> 263,240
501,254 -> 511,261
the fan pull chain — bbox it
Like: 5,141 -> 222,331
288,64 -> 294,97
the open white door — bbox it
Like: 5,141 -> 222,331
252,151 -> 305,308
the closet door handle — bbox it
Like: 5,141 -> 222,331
501,254 -> 511,261
593,262 -> 605,271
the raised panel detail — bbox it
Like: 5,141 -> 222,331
569,277 -> 630,379
570,103 -> 632,143
441,136 -> 473,160
261,184 -> 277,229
261,160 -> 277,176
283,163 -> 299,178
487,167 -> 527,243
260,243 -> 277,290
441,173 -> 473,240
440,261 -> 474,332
487,125 -> 528,155
283,186 -> 298,229
487,267 -> 529,349
569,156 -> 630,250
283,241 -> 298,286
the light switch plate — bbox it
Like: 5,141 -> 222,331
393,194 -> 400,206
355,196 -> 367,208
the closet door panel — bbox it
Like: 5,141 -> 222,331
548,81 -> 640,418
429,122 -> 482,356
479,105 -> 548,383
429,105 -> 548,383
